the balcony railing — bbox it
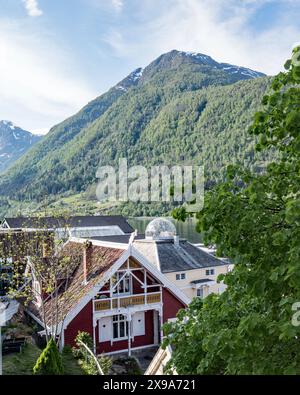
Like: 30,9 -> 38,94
94,292 -> 161,312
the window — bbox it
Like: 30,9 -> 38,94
176,273 -> 186,280
197,288 -> 204,298
113,315 -> 128,340
113,272 -> 131,295
206,269 -> 215,276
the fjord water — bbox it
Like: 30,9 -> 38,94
128,217 -> 202,244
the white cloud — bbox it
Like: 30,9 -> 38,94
102,0 -> 300,75
111,0 -> 123,12
0,21 -> 96,132
31,128 -> 50,135
22,0 -> 43,17
2,0 -> 299,132
102,30 -> 129,56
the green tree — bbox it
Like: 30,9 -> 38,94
167,46 -> 300,374
0,212 -> 78,345
33,338 -> 64,375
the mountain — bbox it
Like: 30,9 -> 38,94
0,50 -> 271,216
0,121 -> 42,174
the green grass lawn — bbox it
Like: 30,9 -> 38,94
3,342 -> 85,375
62,347 -> 85,375
3,342 -> 41,375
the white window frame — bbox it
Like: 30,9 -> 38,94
197,288 -> 204,298
206,269 -> 215,276
176,273 -> 186,280
113,271 -> 132,296
112,314 -> 128,341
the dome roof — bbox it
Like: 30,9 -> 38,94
145,218 -> 176,240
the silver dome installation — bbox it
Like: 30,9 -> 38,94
145,218 -> 176,240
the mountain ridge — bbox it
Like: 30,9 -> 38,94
0,50 -> 271,216
0,121 -> 42,174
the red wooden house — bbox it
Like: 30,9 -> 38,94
27,238 -> 189,355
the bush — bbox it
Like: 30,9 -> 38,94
33,338 -> 64,375
72,331 -> 112,375
72,331 -> 93,359
98,354 -> 112,374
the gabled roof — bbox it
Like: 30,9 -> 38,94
28,242 -> 124,327
3,215 -> 134,234
27,238 -> 189,330
133,239 -> 228,273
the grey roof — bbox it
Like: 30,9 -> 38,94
90,234 -> 145,244
86,234 -> 228,273
156,240 -> 227,273
3,216 -> 134,234
191,278 -> 214,285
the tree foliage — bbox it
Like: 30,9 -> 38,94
166,47 -> 300,374
0,212 -> 76,343
33,338 -> 64,375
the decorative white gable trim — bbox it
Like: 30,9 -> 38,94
1,220 -> 10,229
130,247 -> 190,306
63,248 -> 130,329
61,240 -> 190,330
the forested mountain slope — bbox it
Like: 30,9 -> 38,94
0,121 -> 41,174
0,50 -> 271,216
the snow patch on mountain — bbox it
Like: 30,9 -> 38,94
114,67 -> 144,92
175,51 -> 265,79
116,85 -> 127,92
220,63 -> 264,79
0,120 -> 42,173
184,52 -> 210,61
129,67 -> 144,82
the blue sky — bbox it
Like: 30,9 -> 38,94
0,0 -> 299,133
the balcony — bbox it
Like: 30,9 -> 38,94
94,292 -> 161,312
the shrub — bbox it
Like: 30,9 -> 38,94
33,338 -> 64,375
72,331 -> 93,359
98,354 -> 112,374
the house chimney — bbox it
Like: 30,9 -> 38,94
129,230 -> 138,245
83,241 -> 93,284
174,235 -> 180,247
